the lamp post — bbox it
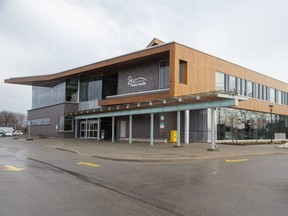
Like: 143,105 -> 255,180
269,105 -> 273,143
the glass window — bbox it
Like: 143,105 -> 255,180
58,116 -> 73,132
247,81 -> 253,97
236,78 -> 241,94
262,85 -> 266,100
277,90 -> 282,104
258,84 -> 262,100
66,79 -> 78,102
229,75 -> 236,93
270,88 -> 275,103
216,72 -> 225,91
80,77 -> 102,102
242,79 -> 247,96
32,82 -> 66,109
159,60 -> 170,89
254,83 -> 258,98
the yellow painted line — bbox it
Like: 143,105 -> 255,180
225,159 -> 249,163
4,165 -> 25,171
78,162 -> 100,167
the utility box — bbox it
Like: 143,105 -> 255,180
170,130 -> 177,143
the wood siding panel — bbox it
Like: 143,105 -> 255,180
170,43 -> 288,116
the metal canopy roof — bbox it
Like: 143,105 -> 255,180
67,91 -> 248,120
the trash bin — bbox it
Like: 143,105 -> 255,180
101,130 -> 105,139
170,130 -> 177,143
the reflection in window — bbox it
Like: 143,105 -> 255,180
216,72 -> 225,91
247,81 -> 253,97
229,75 -> 236,93
80,77 -> 102,102
66,79 -> 78,102
58,116 -> 73,132
159,60 -> 170,89
32,82 -> 66,109
270,88 -> 275,103
242,79 -> 246,96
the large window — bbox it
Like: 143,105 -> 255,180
270,88 -> 275,103
159,60 -> 170,89
247,81 -> 253,97
58,116 -> 73,132
216,72 -> 225,91
32,82 -> 66,109
217,108 -> 288,140
66,79 -> 78,102
229,75 -> 237,93
80,76 -> 102,102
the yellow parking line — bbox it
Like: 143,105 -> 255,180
225,159 -> 249,163
78,162 -> 100,167
3,165 -> 25,171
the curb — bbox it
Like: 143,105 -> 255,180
92,152 -> 285,162
55,147 -> 286,162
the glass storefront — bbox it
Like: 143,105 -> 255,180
217,108 -> 288,140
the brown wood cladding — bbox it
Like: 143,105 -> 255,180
170,43 -> 288,116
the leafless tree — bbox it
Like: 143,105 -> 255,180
0,110 -> 26,130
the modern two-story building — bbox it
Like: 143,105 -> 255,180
5,38 -> 288,146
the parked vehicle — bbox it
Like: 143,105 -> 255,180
3,132 -> 13,137
13,130 -> 23,136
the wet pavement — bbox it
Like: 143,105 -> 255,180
16,136 -> 288,162
1,137 -> 288,216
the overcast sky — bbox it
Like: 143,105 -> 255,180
1,0 -> 288,114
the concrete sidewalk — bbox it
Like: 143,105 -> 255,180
20,137 -> 288,162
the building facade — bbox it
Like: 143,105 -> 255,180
5,38 -> 288,144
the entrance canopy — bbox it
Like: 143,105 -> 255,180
67,91 -> 247,120
69,91 -> 248,147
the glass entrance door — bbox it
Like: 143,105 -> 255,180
80,120 -> 98,139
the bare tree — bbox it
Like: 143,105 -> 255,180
0,110 -> 26,131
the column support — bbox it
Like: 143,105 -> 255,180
184,110 -> 189,144
75,119 -> 78,139
97,117 -> 100,141
208,108 -> 218,151
85,119 -> 88,139
129,115 -> 132,144
150,113 -> 154,146
112,116 -> 115,142
176,111 -> 181,147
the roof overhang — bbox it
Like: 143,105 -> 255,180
5,42 -> 173,86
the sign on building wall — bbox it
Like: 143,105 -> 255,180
127,76 -> 147,87
29,118 -> 51,125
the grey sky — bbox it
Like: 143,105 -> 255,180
1,0 -> 288,114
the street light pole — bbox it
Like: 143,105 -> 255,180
269,105 -> 273,143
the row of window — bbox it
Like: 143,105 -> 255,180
32,75 -> 118,109
216,72 -> 288,105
